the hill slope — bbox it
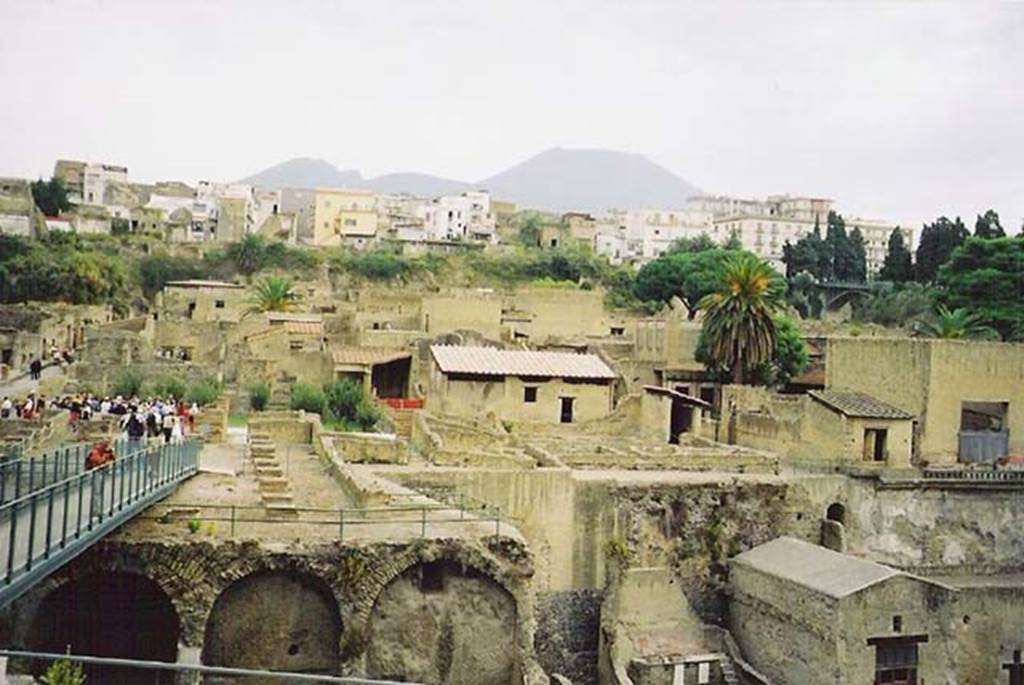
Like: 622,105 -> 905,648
240,148 -> 701,212
240,157 -> 363,189
479,148 -> 701,213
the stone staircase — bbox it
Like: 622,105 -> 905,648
267,386 -> 291,411
248,429 -> 296,516
389,408 -> 417,440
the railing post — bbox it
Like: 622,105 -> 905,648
230,505 -> 235,537
26,493 -> 36,571
43,488 -> 54,559
7,500 -> 18,582
459,493 -> 465,520
338,509 -> 344,541
495,509 -> 501,539
421,507 -> 427,538
14,460 -> 20,500
61,479 -> 70,549
77,472 -> 85,537
27,458 -> 33,495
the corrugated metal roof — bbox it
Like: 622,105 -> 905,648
809,390 -> 914,420
332,347 -> 412,366
430,345 -> 616,380
732,537 -> 901,599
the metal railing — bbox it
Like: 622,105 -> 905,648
141,497 -> 510,542
0,649 -> 417,684
0,440 -> 200,609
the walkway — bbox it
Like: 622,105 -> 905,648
119,428 -> 518,545
0,364 -> 64,398
0,439 -> 199,609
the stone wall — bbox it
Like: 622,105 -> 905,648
0,535 -> 546,685
534,589 -> 602,685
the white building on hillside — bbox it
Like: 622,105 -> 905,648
82,163 -> 128,205
594,207 -> 713,263
419,191 -> 495,242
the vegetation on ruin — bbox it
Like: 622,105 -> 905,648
247,276 -> 300,313
289,380 -> 383,431
40,651 -> 86,685
150,375 -> 188,400
111,369 -> 145,398
184,377 -> 222,405
248,381 -> 271,411
698,253 -> 787,384
697,314 -> 808,386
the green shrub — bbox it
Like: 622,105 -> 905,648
332,250 -> 410,280
186,377 -> 222,406
41,651 -> 86,685
111,369 -> 144,398
187,517 -> 201,534
324,379 -> 383,431
289,382 -> 328,416
248,381 -> 271,411
150,375 -> 187,400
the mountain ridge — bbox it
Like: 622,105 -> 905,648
240,148 -> 701,213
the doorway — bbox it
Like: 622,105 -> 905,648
669,401 -> 692,445
863,428 -> 888,462
560,397 -> 575,423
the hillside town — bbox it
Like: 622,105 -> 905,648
1,2 -> 1023,685
0,157 -> 911,275
0,146 -> 1021,685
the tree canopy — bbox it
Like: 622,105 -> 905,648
781,212 -> 866,283
248,276 -> 300,314
0,233 -> 128,307
915,216 -> 969,283
973,209 -> 1005,239
30,177 -> 71,217
936,235 -> 1023,341
696,253 -> 787,383
633,246 -> 749,319
878,228 -> 913,283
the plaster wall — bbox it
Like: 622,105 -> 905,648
422,294 -> 502,339
430,371 -> 613,423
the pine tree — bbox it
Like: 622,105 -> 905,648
915,216 -> 969,283
973,209 -> 1005,238
879,228 -> 913,283
847,227 -> 867,282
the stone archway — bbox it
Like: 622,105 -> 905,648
28,571 -> 181,684
201,569 -> 342,680
365,559 -> 519,685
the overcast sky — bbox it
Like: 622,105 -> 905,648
1,0 -> 1021,230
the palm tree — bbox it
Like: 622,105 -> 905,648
916,305 -> 998,340
698,253 -> 785,383
248,276 -> 299,314
229,234 -> 266,275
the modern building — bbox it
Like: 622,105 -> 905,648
82,163 -> 129,205
311,188 -> 377,247
427,344 -> 617,423
419,191 -> 496,242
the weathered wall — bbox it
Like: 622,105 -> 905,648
826,338 -> 1024,464
534,589 -> 601,685
422,292 -> 502,339
729,563 -> 840,685
947,582 -> 1024,684
840,576 -> 958,685
430,369 -> 614,424
365,560 -> 519,684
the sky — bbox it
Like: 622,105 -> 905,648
1,0 -> 1021,231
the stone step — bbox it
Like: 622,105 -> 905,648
257,476 -> 290,492
255,465 -> 284,478
261,489 -> 293,502
265,503 -> 299,518
253,460 -> 281,472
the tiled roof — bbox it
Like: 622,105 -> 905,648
642,385 -> 713,409
283,321 -> 323,335
332,347 -> 411,366
809,390 -> 914,420
430,345 -> 616,380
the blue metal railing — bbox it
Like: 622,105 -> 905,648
0,440 -> 200,609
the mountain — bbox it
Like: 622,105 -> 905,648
239,148 -> 701,213
240,157 -> 363,189
363,172 -> 472,197
479,148 -> 701,213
